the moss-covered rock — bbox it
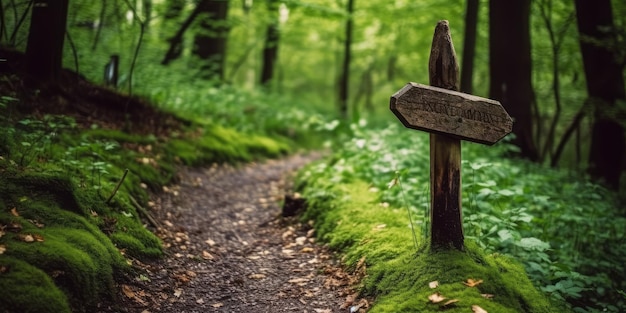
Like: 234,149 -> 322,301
0,257 -> 71,313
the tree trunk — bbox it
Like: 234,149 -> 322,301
260,0 -> 280,86
143,0 -> 152,26
488,0 -> 539,161
193,0 -> 229,81
574,0 -> 626,189
338,0 -> 354,119
460,0 -> 478,94
161,2 -> 204,65
25,0 -> 69,84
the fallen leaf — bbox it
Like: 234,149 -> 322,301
429,281 -> 439,289
202,250 -> 214,260
340,292 -> 359,309
300,247 -> 314,253
212,302 -> 224,308
288,277 -> 309,285
481,293 -> 494,299
443,299 -> 459,307
464,278 -> 484,287
295,236 -> 307,245
196,298 -> 204,304
249,273 -> 266,279
10,208 -> 19,217
33,234 -> 44,242
205,238 -> 216,246
0,244 -> 6,255
428,292 -> 446,303
173,288 -> 183,298
314,309 -> 332,313
122,284 -> 135,298
282,229 -> 294,240
28,219 -> 44,228
90,210 -> 98,217
20,234 -> 34,243
354,298 -> 370,310
472,305 -> 488,313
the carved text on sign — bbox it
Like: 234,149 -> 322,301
390,82 -> 513,145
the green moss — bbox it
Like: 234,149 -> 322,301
110,232 -> 161,258
166,125 -> 289,166
300,179 -> 568,313
84,129 -> 158,145
110,210 -> 162,258
3,227 -> 120,311
0,107 -> 291,313
0,257 -> 71,313
0,173 -> 133,312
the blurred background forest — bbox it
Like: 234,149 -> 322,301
1,0 -> 626,312
1,0 -> 625,184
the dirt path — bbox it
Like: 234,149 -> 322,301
99,153 -> 366,313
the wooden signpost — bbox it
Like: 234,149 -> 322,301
390,20 -> 513,250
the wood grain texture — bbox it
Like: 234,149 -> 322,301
428,20 -> 464,251
390,83 -> 513,145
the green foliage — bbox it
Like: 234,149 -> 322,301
296,123 -> 625,312
0,80 -> 299,311
297,177 -> 562,312
138,77 -> 339,149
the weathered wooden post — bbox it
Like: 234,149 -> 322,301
390,21 -> 513,250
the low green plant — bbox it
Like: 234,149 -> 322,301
296,122 -> 625,312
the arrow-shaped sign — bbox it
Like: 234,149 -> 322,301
390,82 -> 513,145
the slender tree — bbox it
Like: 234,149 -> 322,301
260,0 -> 280,86
338,0 -> 354,119
25,0 -> 69,83
143,0 -> 152,27
574,0 -> 625,189
162,2 -> 204,65
193,0 -> 229,81
460,0 -> 478,94
488,0 -> 539,161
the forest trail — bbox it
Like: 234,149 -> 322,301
100,153 -> 363,313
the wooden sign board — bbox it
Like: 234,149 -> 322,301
390,82 -> 513,145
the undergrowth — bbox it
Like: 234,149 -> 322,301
296,122 -> 625,312
0,82 -> 303,312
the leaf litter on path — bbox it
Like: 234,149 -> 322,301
97,153 -> 368,312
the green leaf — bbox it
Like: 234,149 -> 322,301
516,237 -> 550,251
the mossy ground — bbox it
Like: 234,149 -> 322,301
0,107 -> 291,312
298,178 -> 570,312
